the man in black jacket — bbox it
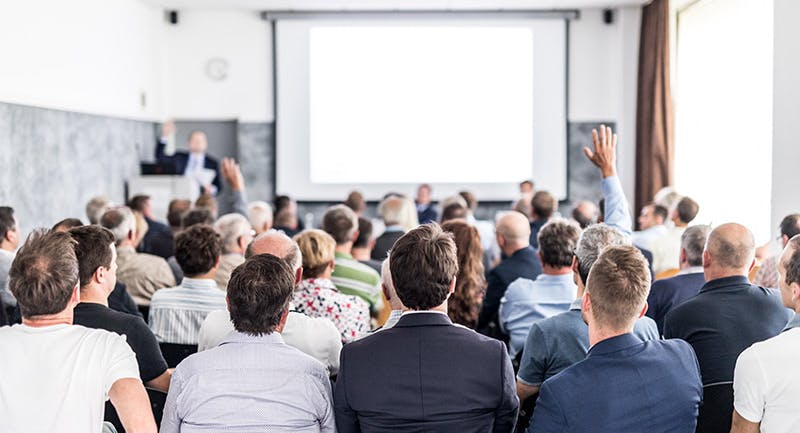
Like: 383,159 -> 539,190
155,120 -> 221,194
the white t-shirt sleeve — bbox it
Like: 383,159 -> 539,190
102,332 -> 141,397
733,346 -> 767,423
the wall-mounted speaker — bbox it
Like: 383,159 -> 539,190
603,9 -> 615,25
167,10 -> 179,25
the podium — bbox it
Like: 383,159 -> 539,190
126,175 -> 199,224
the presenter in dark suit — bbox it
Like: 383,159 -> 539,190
155,120 -> 222,193
334,224 -> 518,433
530,245 -> 702,433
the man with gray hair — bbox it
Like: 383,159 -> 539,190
101,207 -> 175,306
372,195 -> 406,261
247,201 -> 273,235
213,213 -> 253,289
85,196 -> 113,225
198,230 -> 342,375
646,225 -> 711,334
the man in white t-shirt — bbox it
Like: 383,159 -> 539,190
732,234 -> 800,433
0,230 -> 155,433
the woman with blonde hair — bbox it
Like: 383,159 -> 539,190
441,220 -> 486,329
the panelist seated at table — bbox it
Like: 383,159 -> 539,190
155,120 -> 222,194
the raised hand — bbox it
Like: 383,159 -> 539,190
221,157 -> 245,191
583,124 -> 618,178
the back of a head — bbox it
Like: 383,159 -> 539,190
228,254 -> 295,336
653,205 -> 669,224
575,224 -> 630,285
68,225 -> 115,289
390,224 -> 458,311
0,207 -> 14,239
126,195 -> 150,213
458,191 -> 477,212
52,218 -> 83,233
174,224 -> 222,277
531,191 -> 556,219
9,230 -> 78,318
586,245 -> 651,330
85,196 -> 112,225
780,214 -> 800,239
273,195 -> 293,213
496,211 -> 531,245
513,199 -> 532,219
681,225 -> 711,267
167,199 -> 191,228
294,229 -> 336,279
194,195 -> 218,218
782,235 -> 800,287
538,219 -> 582,268
182,207 -> 215,229
100,207 -> 135,246
354,218 -> 373,249
571,201 -> 597,229
247,201 -> 273,232
214,213 -> 251,254
245,229 -> 302,273
440,195 -> 468,212
441,219 -> 485,286
675,197 -> 699,224
705,223 -> 755,271
344,191 -> 366,214
321,204 -> 358,245
378,196 -> 404,226
440,203 -> 468,223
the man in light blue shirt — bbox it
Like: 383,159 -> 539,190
161,254 -> 335,433
499,219 -> 581,357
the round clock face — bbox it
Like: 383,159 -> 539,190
205,57 -> 229,81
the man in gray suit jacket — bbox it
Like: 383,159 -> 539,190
334,223 -> 519,433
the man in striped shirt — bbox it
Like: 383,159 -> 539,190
149,224 -> 227,344
323,205 -> 384,315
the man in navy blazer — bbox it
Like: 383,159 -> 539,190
530,245 -> 702,433
334,224 -> 518,433
646,224 -> 710,334
155,121 -> 222,193
477,211 -> 543,337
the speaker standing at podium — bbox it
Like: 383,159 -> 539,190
156,120 -> 222,194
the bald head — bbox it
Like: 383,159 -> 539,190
496,211 -> 531,255
704,223 -> 755,275
245,230 -> 302,274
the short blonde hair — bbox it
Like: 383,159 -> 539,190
293,229 -> 336,279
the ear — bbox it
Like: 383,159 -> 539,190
381,283 -> 392,302
791,282 -> 800,304
70,282 -> 80,307
679,248 -> 687,265
638,301 -> 648,318
703,250 -> 711,268
329,260 -> 336,271
213,256 -> 221,270
225,295 -> 230,312
783,234 -> 790,247
351,230 -> 360,242
127,229 -> 136,242
93,266 -> 105,286
581,291 -> 591,314
449,276 -> 456,294
747,258 -> 756,273
368,238 -> 376,250
294,267 -> 303,286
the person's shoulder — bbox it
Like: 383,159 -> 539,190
647,338 -> 696,361
504,277 -> 534,297
135,251 -> 170,266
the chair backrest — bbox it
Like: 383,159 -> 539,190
159,342 -> 198,368
695,382 -> 733,433
655,268 -> 681,280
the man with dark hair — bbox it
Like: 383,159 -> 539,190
167,199 -> 191,233
0,230 -> 156,433
665,223 -> 791,433
530,245 -> 702,432
754,213 -> 800,288
529,190 -> 556,249
181,207 -> 215,228
70,225 -> 171,392
499,219 -> 581,357
732,235 -> 800,433
323,204 -> 383,314
416,183 -> 439,224
127,194 -> 174,259
161,254 -> 334,432
650,196 -> 700,274
344,190 -> 366,216
0,206 -> 19,313
334,224 -> 519,433
156,121 -> 222,193
647,224 -> 711,334
51,218 -> 84,232
632,203 -> 669,250
351,217 -> 382,273
273,195 -> 303,237
148,224 -> 226,344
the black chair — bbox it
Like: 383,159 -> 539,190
104,387 -> 168,433
137,305 -> 149,324
159,343 -> 198,368
695,382 -> 734,433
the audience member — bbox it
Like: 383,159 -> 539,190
459,190 -> 501,267
632,203 -> 668,249
477,211 -> 542,337
415,183 -> 439,224
101,206 -> 175,306
0,230 -> 155,433
664,223 -> 791,432
334,224 -> 518,433
352,217 -> 382,273
0,207 -> 19,311
156,121 -> 222,193
322,205 -> 383,314
215,157 -> 249,217
149,224 -> 226,344
161,254 -> 335,433
570,200 -> 597,229
529,191 -> 556,249
519,179 -> 535,205
181,206 -> 215,228
166,199 -> 191,234
372,195 -> 406,260
69,225 -> 171,392
85,195 -> 113,225
198,230 -> 342,374
442,220 -> 486,329
516,224 -> 659,411
132,209 -> 149,249
500,219 -> 580,357
212,213 -> 252,289
753,213 -> 800,288
650,196 -> 700,274
194,194 -> 218,219
247,200 -> 273,235
344,190 -> 367,216
398,194 -> 420,232
732,235 -> 800,433
513,198 -> 533,221
51,217 -> 83,232
440,202 -> 468,223
646,224 -> 710,334
372,256 -> 405,332
529,245 -> 702,433
294,229 -> 370,343
128,194 -> 174,259
654,186 -> 683,214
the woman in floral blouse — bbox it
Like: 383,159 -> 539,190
293,229 -> 371,343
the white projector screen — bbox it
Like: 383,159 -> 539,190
275,18 -> 567,201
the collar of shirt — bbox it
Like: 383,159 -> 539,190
677,266 -> 704,276
116,245 -> 137,255
334,251 -> 354,260
699,275 -> 751,294
181,277 -> 221,291
218,330 -> 285,346
299,278 -> 338,291
783,313 -> 800,332
401,310 -> 449,317
187,152 -> 205,169
383,310 -> 404,329
587,333 -> 643,357
384,225 -> 404,232
569,298 -> 583,311
535,273 -> 577,285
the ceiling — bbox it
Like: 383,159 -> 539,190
139,0 -> 651,11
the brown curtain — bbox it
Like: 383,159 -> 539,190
635,0 -> 674,225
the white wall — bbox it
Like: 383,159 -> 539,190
771,0 -> 800,234
0,0 -> 164,120
162,10 -> 272,122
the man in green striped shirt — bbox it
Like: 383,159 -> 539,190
322,205 -> 384,314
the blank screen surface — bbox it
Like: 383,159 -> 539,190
276,19 -> 567,201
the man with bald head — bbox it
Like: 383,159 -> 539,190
477,211 -> 542,338
197,230 -> 342,375
664,223 -> 790,432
